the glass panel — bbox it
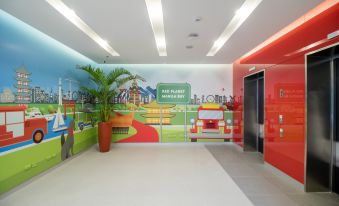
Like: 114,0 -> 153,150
198,110 -> 223,120
6,111 -> 24,124
0,112 -> 5,125
6,123 -> 24,137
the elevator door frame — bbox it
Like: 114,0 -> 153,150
305,42 -> 339,193
243,70 -> 265,155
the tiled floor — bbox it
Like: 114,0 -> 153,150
1,143 -> 339,206
205,144 -> 339,206
0,143 -> 253,206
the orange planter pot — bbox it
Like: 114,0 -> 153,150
98,122 -> 112,152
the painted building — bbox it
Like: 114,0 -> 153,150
0,88 -> 15,103
141,101 -> 175,125
128,80 -> 141,106
14,65 -> 31,103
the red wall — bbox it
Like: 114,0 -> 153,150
233,2 -> 339,183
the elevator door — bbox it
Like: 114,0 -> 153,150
244,78 -> 258,151
258,77 -> 264,154
334,50 -> 339,195
244,72 -> 264,153
306,44 -> 338,194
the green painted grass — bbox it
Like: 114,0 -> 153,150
0,127 -> 97,195
0,103 -> 232,194
0,103 -> 90,114
116,111 -> 233,126
156,126 -> 225,143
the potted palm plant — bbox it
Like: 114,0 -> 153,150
79,65 -> 132,152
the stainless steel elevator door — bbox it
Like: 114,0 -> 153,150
244,78 -> 258,151
258,77 -> 264,154
306,48 -> 333,192
334,51 -> 339,195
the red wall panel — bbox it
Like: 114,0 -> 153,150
233,2 -> 339,183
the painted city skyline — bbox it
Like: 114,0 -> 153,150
101,64 -> 233,97
0,64 -> 87,103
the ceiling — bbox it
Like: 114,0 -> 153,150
0,0 -> 323,64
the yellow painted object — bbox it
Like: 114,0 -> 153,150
219,127 -> 224,134
201,103 -> 221,109
110,112 -> 134,128
197,126 -> 202,133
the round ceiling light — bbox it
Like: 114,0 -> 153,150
194,17 -> 202,22
188,33 -> 199,38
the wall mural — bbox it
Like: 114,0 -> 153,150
0,10 -> 234,194
0,63 -> 235,152
0,67 -> 93,154
1,64 -> 235,152
0,9 -> 97,155
0,10 -> 96,194
101,64 -> 234,143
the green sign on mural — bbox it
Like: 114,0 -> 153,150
156,83 -> 191,104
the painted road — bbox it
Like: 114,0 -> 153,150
114,112 -> 159,143
117,120 -> 159,143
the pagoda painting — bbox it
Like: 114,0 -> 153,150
14,65 -> 31,103
128,74 -> 146,107
141,101 -> 176,125
128,80 -> 141,106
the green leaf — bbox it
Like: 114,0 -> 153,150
78,65 -> 142,123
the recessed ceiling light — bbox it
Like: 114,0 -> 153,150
46,0 -> 120,56
188,33 -> 199,38
194,17 -> 202,22
145,0 -> 167,56
206,0 -> 262,56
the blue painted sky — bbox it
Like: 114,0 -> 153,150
101,64 -> 232,96
0,10 -> 95,93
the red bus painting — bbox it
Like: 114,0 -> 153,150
0,106 -> 48,147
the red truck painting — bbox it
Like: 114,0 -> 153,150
0,106 -> 48,147
189,103 -> 231,142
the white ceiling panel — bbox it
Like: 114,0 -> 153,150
0,0 -> 323,63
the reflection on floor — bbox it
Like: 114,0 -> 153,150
206,144 -> 339,206
0,143 -> 253,206
1,143 -> 339,206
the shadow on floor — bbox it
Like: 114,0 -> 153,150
205,143 -> 339,206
